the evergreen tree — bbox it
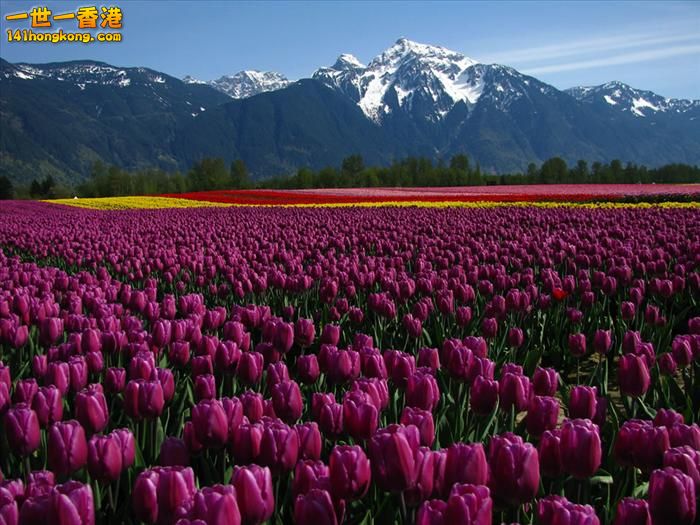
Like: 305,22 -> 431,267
0,176 -> 13,199
230,160 -> 250,189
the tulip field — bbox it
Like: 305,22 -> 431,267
0,189 -> 698,525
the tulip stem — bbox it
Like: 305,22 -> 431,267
399,491 -> 407,522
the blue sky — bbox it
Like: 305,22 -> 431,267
1,0 -> 698,98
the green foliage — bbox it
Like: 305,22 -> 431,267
0,176 -> 14,199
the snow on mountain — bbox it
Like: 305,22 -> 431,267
1,60 -> 181,89
566,81 -> 700,117
185,70 -> 291,99
314,37 -> 484,122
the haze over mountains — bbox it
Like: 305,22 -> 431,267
1,38 -> 698,184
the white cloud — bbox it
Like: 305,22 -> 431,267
480,31 -> 700,65
522,44 -> 700,74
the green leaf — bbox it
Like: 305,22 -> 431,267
633,481 -> 649,498
590,475 -> 613,485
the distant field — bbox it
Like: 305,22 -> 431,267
160,183 -> 700,206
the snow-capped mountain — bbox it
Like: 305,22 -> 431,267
184,70 -> 291,99
314,38 -> 484,122
2,39 -> 699,184
3,60 -> 170,88
566,81 -> 700,118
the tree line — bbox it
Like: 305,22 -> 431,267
1,155 -> 698,199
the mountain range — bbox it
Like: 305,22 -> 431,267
1,38 -> 698,184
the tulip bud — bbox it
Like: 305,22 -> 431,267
613,497 -> 651,525
615,420 -> 670,472
194,374 -> 216,401
192,399 -> 228,449
649,467 -> 696,525
296,355 -> 320,384
470,376 -> 499,416
444,483 -> 493,524
32,385 -> 63,427
104,367 -> 126,393
401,407 -> 435,447
488,433 -> 540,505
237,352 -> 264,386
526,395 -> 559,437
159,437 -> 190,467
499,372 -> 531,413
538,495 -> 600,525
232,465 -> 275,525
187,484 -> 241,525
342,391 -> 378,441
294,489 -> 339,525
329,445 -> 371,500
258,421 -> 299,474
295,422 -> 322,461
443,442 -> 488,495
619,354 -> 651,397
75,387 -> 109,434
5,404 -> 40,456
271,380 -> 303,424
561,418 -> 602,479
87,434 -> 123,482
48,420 -> 88,475
539,429 -> 563,478
533,367 -> 558,396
406,371 -> 440,412
569,386 -> 598,420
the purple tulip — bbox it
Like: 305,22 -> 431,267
444,483 -> 492,525
342,391 -> 378,440
295,422 -> 322,461
615,420 -> 670,472
499,371 -> 531,412
294,489 -> 339,525
296,355 -> 320,384
231,465 -> 274,525
444,442 -> 489,494
406,370 -> 440,411
663,446 -> 700,494
649,467 -> 696,525
191,399 -> 228,449
4,404 -> 40,456
401,407 -> 436,447
187,484 -> 241,525
271,380 -> 303,423
159,437 -> 190,467
593,329 -> 613,354
619,354 -> 651,397
470,376 -> 499,416
539,429 -> 563,478
526,395 -> 559,437
294,318 -> 315,347
669,423 -> 700,449
612,498 -> 651,525
569,386 -> 599,420
329,444 -> 371,500
538,495 -> 600,525
237,352 -> 264,386
112,428 -> 136,469
488,433 -> 540,505
561,418 -> 602,479
104,367 -> 126,393
48,420 -> 88,476
20,481 -> 95,525
194,373 -> 216,401
293,460 -> 330,497
32,385 -> 63,427
258,420 -> 299,473
75,387 -> 109,434
416,500 -> 447,525
568,333 -> 587,358
87,434 -> 123,482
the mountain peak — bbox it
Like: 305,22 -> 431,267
189,70 -> 291,98
332,54 -> 365,70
